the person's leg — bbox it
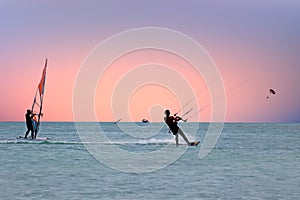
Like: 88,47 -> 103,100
177,128 -> 191,145
30,127 -> 35,139
175,133 -> 179,146
24,130 -> 30,139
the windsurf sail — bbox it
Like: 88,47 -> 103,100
113,119 -> 122,124
31,59 -> 47,138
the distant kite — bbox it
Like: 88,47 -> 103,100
267,88 -> 276,99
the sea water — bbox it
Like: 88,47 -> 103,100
0,122 -> 299,199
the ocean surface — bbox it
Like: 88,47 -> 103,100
0,122 -> 299,200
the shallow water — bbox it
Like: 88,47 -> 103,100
0,122 -> 299,199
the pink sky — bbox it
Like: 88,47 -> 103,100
0,1 -> 299,122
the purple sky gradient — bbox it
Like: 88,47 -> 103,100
0,0 -> 299,122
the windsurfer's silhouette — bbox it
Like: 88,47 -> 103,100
24,109 -> 36,139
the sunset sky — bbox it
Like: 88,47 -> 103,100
0,0 -> 299,122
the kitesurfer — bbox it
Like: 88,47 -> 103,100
164,109 -> 191,146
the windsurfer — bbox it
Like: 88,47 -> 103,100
24,109 -> 36,139
164,109 -> 191,146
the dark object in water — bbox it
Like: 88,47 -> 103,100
142,119 -> 149,123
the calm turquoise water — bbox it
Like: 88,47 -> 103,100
0,122 -> 299,199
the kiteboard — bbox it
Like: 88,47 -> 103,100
190,141 -> 200,146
